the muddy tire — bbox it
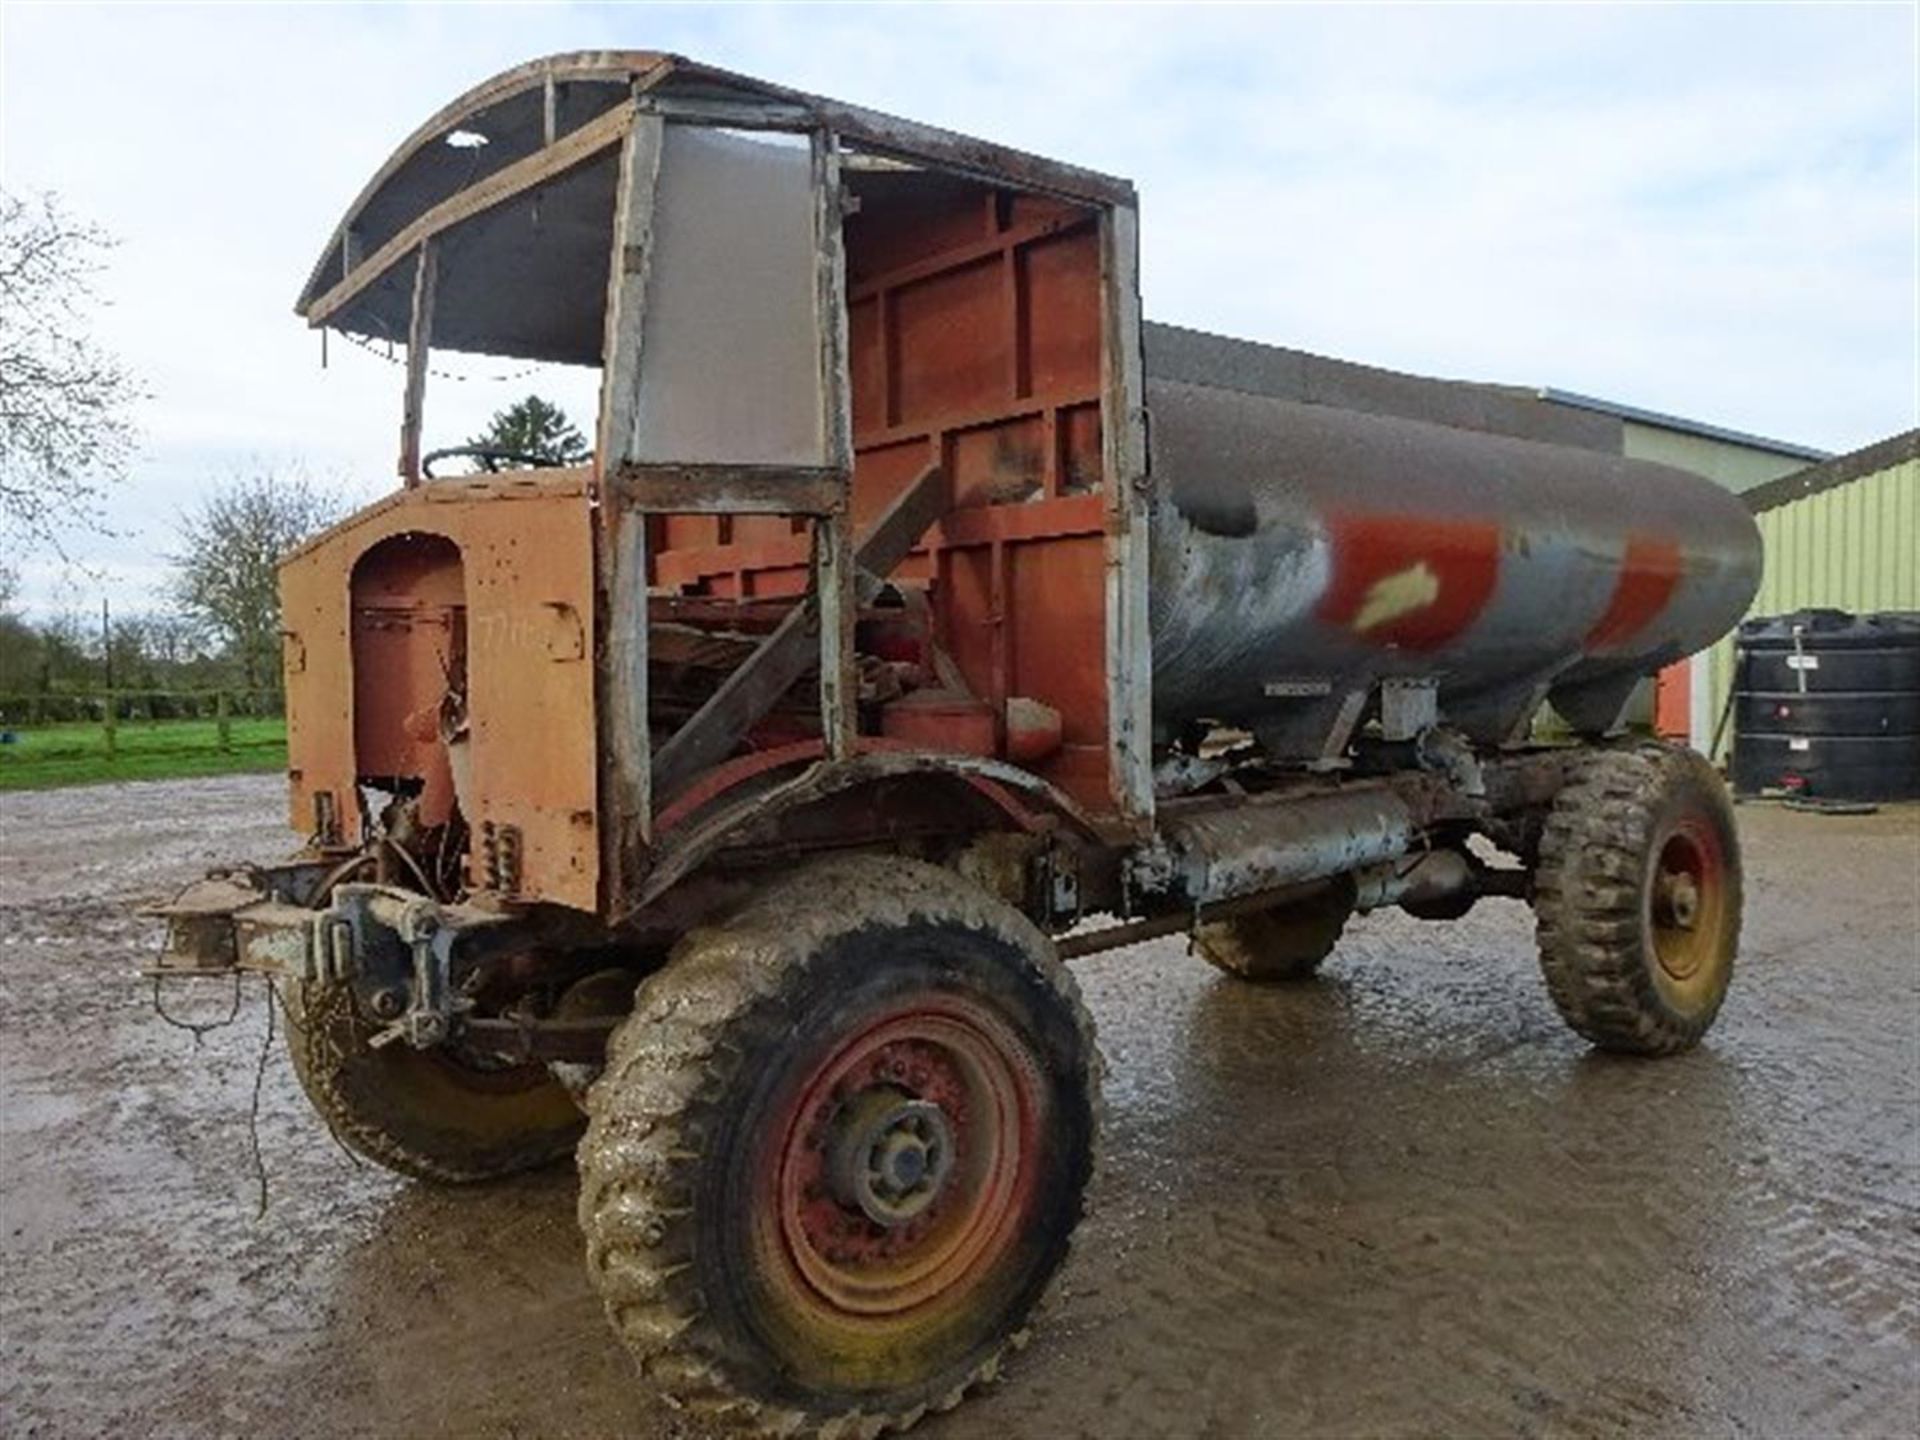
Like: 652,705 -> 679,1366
280,980 -> 584,1183
1533,745 -> 1742,1055
1192,880 -> 1353,983
578,854 -> 1098,1438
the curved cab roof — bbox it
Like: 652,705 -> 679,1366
295,50 -> 1134,366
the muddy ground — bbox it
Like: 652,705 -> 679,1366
2,775 -> 1916,1438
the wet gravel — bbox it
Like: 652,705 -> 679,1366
2,775 -> 1916,1438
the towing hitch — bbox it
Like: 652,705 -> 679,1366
143,870 -> 505,1051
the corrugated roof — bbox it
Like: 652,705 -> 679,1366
1742,428 -> 1920,514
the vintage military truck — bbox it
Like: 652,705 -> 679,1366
149,51 -> 1760,1436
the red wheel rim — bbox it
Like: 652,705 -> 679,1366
1649,815 -> 1730,1003
754,996 -> 1044,1324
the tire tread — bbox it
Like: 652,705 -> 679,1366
577,854 -> 1100,1438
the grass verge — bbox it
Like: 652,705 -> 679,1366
0,718 -> 287,791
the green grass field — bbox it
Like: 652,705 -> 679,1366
0,717 -> 287,790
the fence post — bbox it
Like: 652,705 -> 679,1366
103,692 -> 118,759
217,689 -> 232,753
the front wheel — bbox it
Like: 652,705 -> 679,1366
1533,745 -> 1742,1054
577,854 -> 1098,1437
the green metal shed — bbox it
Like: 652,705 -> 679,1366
1694,428 -> 1920,760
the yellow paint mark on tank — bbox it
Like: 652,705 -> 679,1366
1352,562 -> 1440,632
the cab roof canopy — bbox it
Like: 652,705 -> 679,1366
296,50 -> 1135,368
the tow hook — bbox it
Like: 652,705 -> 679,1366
145,872 -> 497,1053
358,890 -> 454,1051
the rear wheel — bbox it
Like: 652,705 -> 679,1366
281,979 -> 585,1183
1533,745 -> 1742,1054
1192,880 -> 1353,983
578,854 -> 1098,1437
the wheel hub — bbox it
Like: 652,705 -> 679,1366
831,1093 -> 955,1225
769,1005 -> 1037,1319
1650,820 -> 1724,986
1657,870 -> 1701,930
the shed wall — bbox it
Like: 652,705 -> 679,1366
1623,422 -> 1810,494
1695,454 -> 1919,760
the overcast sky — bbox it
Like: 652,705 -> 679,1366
2,1 -> 1914,618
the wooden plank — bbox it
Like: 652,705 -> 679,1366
608,463 -> 843,515
306,101 -> 634,329
812,129 -> 857,759
634,95 -> 814,130
642,59 -> 1137,206
815,509 -> 857,760
1099,203 -> 1155,826
597,115 -> 667,874
397,241 -> 437,485
813,129 -> 854,474
651,463 -> 945,801
847,463 -> 948,590
595,115 -> 665,467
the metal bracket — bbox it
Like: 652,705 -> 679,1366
356,891 -> 453,1050
1380,678 -> 1439,742
1305,689 -> 1370,771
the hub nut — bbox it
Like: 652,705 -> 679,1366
828,1094 -> 956,1227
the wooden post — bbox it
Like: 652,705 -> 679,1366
216,689 -> 232,753
398,239 -> 438,485
815,507 -> 858,760
102,692 -> 117,760
596,110 -> 664,874
810,128 -> 857,761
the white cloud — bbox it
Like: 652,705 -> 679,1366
1,0 -> 1912,615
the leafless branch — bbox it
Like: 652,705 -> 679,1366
0,189 -> 143,557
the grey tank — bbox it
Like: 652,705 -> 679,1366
1140,358 -> 1763,755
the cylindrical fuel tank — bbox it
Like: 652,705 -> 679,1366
1146,380 -> 1763,753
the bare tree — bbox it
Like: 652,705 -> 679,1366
169,470 -> 340,691
0,190 -> 140,554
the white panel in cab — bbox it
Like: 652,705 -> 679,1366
634,127 -> 826,466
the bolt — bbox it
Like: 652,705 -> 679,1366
369,987 -> 406,1020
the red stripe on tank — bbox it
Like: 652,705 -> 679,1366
1585,535 -> 1684,652
1316,513 -> 1502,651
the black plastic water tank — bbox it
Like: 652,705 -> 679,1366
1731,609 -> 1920,801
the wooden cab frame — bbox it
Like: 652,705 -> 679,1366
293,53 -> 1152,916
